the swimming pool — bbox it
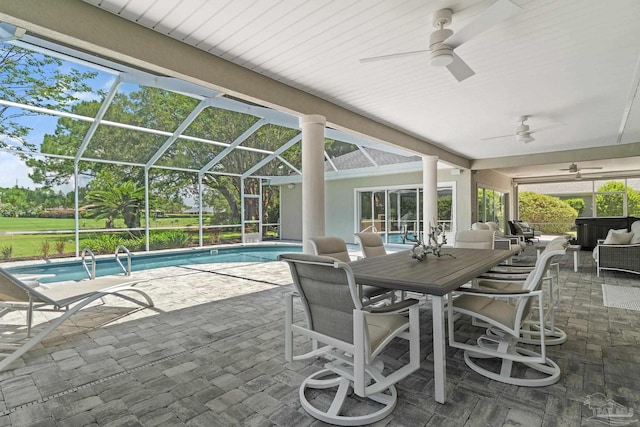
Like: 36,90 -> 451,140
6,245 -> 302,284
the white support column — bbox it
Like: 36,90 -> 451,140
300,114 -> 326,253
422,156 -> 438,235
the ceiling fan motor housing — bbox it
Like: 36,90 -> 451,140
429,9 -> 454,66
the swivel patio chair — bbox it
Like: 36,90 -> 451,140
354,232 -> 387,258
0,268 -> 154,371
454,229 -> 495,249
309,236 -> 394,305
447,243 -> 566,386
280,253 -> 420,425
476,236 -> 569,345
473,222 -> 526,253
355,232 -> 405,301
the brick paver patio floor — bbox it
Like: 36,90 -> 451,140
0,243 -> 639,426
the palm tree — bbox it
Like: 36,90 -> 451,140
85,181 -> 145,230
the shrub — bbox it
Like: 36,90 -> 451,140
148,230 -> 191,250
519,192 -> 578,234
1,245 -> 12,260
40,240 -> 51,259
564,198 -> 586,216
55,239 -> 66,255
80,234 -> 132,255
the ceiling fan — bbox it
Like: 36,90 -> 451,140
481,115 -> 536,143
359,0 -> 522,82
559,163 -> 604,174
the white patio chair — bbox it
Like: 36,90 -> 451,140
280,253 -> 420,425
447,243 -> 567,386
476,236 -> 569,345
454,229 -> 495,249
309,236 -> 394,305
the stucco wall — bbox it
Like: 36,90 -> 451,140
279,169 -> 472,244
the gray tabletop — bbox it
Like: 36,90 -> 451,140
350,248 -> 515,296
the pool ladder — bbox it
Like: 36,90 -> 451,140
81,248 -> 96,280
115,245 -> 132,276
81,245 -> 132,279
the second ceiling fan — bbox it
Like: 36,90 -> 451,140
359,0 -> 522,82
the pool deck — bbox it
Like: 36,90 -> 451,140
1,243 -> 640,426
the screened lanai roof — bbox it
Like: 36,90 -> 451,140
0,27 -> 423,184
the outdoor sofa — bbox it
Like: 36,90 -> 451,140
593,221 -> 640,276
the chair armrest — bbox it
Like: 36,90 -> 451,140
454,287 -> 532,296
365,298 -> 420,314
475,278 -> 525,287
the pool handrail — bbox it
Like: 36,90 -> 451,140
81,248 -> 96,280
115,245 -> 132,276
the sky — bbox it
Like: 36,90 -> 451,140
0,40 -> 116,191
0,152 -> 33,188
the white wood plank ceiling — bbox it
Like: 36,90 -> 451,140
81,0 -> 640,177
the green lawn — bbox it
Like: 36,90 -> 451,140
0,215 -> 213,231
0,216 -> 248,260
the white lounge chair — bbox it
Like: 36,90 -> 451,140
0,268 -> 154,371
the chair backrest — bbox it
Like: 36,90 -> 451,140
471,222 -> 490,230
507,220 -> 518,235
308,237 -> 351,263
279,253 -> 360,344
454,230 -> 495,249
516,241 -> 568,320
0,267 -> 53,304
486,222 -> 501,234
354,233 -> 386,258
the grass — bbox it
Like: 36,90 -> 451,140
0,217 -> 267,260
0,215 -> 215,231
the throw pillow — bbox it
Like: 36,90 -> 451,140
631,221 -> 640,235
630,232 -> 640,244
603,229 -> 633,245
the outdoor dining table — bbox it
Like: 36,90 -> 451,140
349,247 -> 515,404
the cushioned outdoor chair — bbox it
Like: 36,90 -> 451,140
509,220 -> 540,244
476,236 -> 569,345
0,268 -> 154,371
280,253 -> 420,425
454,229 -> 495,249
473,222 -> 526,252
447,243 -> 566,386
354,232 -> 387,258
309,236 -> 394,305
355,232 -> 406,301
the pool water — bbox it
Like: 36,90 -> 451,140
6,245 -> 302,284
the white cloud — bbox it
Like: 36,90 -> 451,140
0,152 -> 37,188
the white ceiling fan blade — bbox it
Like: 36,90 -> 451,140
444,0 -> 522,48
446,52 -> 475,82
359,49 -> 429,63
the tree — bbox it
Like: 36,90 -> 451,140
595,181 -> 640,217
85,181 -> 146,230
0,45 -> 97,151
518,192 -> 577,234
30,85 -> 303,233
564,198 -> 586,216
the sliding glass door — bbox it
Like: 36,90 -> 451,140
357,184 -> 455,243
